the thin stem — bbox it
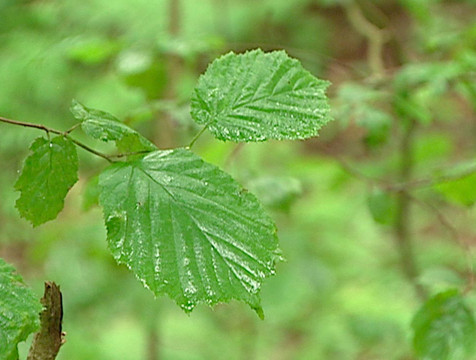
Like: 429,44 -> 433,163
344,1 -> 388,78
328,151 -> 475,293
110,150 -> 152,159
66,136 -> 113,163
393,120 -> 427,301
187,124 -> 209,149
389,162 -> 476,192
408,193 -> 475,293
65,123 -> 81,134
224,143 -> 245,169
0,116 -> 62,135
0,115 -> 113,162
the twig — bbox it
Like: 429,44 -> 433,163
0,116 -> 62,135
388,162 -> 476,192
393,120 -> 427,301
344,1 -> 389,77
408,194 -> 475,293
224,143 -> 245,169
188,124 -> 209,149
0,115 -> 125,163
27,282 -> 65,360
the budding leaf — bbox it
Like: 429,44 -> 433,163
191,49 -> 331,142
98,148 -> 280,315
15,136 -> 78,226
412,290 -> 476,360
70,100 -> 156,153
0,258 -> 42,360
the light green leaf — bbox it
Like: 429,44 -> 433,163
436,173 -> 476,207
15,136 -> 78,226
99,148 -> 280,315
70,100 -> 157,153
247,176 -> 302,211
0,258 -> 42,360
412,290 -> 476,360
191,49 -> 331,142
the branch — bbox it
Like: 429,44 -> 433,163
27,282 -> 65,360
393,120 -> 427,301
344,1 -> 389,77
188,123 -> 210,149
0,116 -> 63,135
0,115 -> 151,162
408,194 -> 475,293
329,152 -> 475,293
388,162 -> 476,192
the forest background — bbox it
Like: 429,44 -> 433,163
1,0 -> 475,359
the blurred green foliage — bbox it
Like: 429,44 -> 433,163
1,0 -> 476,359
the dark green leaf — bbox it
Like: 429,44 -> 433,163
412,290 -> 476,360
70,100 -> 156,153
0,258 -> 42,360
99,148 -> 281,315
15,136 -> 78,226
191,49 -> 331,142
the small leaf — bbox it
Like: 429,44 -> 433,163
70,100 -> 156,153
99,148 -> 281,315
436,173 -> 476,207
412,290 -> 476,360
191,49 -> 331,142
247,176 -> 302,211
367,189 -> 396,225
0,258 -> 42,360
15,136 -> 78,226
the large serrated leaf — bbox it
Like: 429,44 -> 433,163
412,290 -> 476,360
0,258 -> 42,360
15,136 -> 78,226
98,148 -> 280,315
191,49 -> 331,142
70,100 -> 157,153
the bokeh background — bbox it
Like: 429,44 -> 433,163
1,0 -> 476,359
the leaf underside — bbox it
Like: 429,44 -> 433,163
15,136 -> 78,226
191,49 -> 332,142
99,148 -> 280,315
0,258 -> 42,360
412,290 -> 476,360
70,100 -> 156,153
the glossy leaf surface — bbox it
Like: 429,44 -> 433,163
412,290 -> 476,360
15,136 -> 78,226
70,100 -> 156,153
99,148 -> 280,315
191,49 -> 331,142
0,258 -> 41,360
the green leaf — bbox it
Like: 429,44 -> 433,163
412,290 -> 476,360
0,258 -> 42,360
367,189 -> 397,225
98,148 -> 280,315
191,49 -> 331,142
70,100 -> 157,153
247,176 -> 302,211
15,136 -> 78,226
436,173 -> 476,207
